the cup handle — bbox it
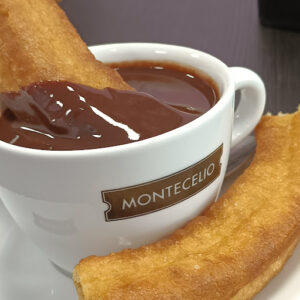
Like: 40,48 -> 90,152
229,67 -> 266,148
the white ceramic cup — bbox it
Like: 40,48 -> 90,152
0,43 -> 265,272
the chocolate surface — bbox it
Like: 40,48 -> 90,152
112,62 -> 218,115
0,63 -> 218,150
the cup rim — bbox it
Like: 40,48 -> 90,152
0,42 -> 235,158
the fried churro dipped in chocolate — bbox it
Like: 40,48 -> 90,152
0,0 -> 131,93
73,109 -> 300,300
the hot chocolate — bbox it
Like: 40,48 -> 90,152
0,62 -> 218,150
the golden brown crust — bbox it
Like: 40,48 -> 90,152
231,238 -> 299,300
0,0 -> 131,93
73,109 -> 300,300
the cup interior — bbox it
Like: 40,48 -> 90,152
90,43 -> 232,100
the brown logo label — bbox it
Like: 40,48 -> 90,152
102,144 -> 223,221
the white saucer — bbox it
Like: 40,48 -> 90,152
0,174 -> 299,299
0,201 -> 76,299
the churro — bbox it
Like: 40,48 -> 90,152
73,109 -> 300,299
0,0 -> 130,93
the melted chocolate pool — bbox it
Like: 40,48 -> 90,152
0,63 -> 218,150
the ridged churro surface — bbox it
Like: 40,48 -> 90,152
73,109 -> 300,300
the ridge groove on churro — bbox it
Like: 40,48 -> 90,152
73,109 -> 300,300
